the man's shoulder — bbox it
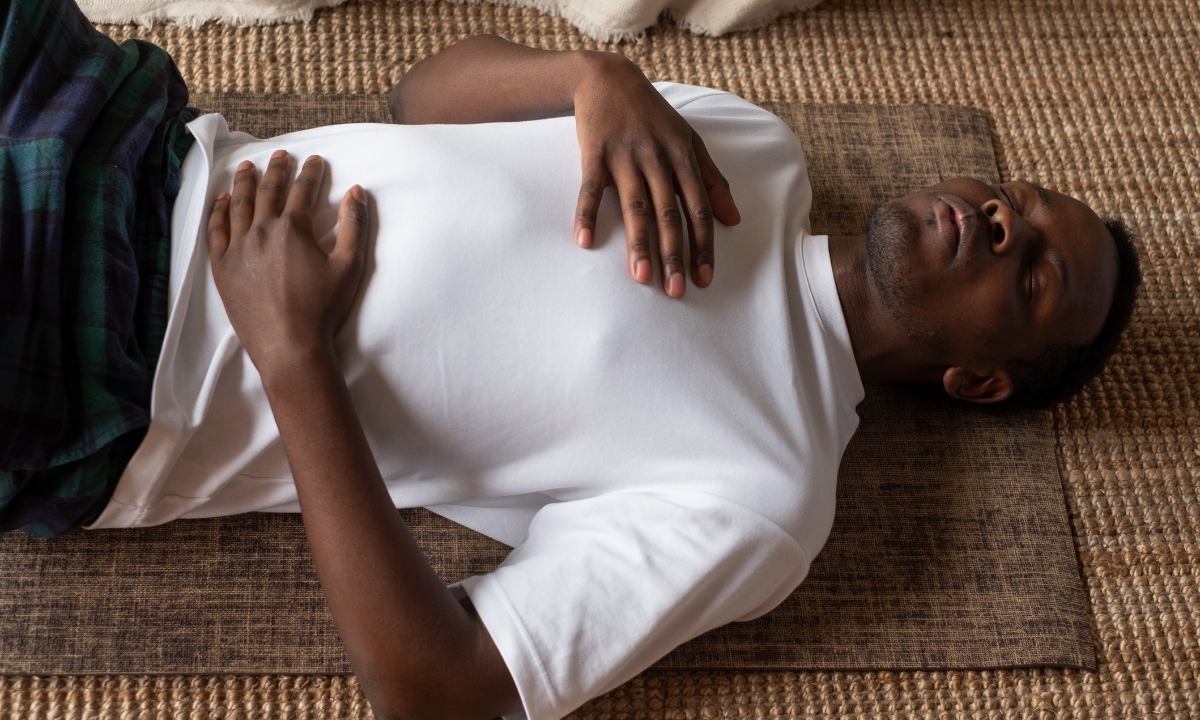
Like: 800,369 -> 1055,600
653,81 -> 784,122
653,82 -> 806,165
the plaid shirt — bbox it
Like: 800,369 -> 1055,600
0,0 -> 197,535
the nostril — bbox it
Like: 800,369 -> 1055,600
993,223 -> 1006,246
985,203 -> 999,217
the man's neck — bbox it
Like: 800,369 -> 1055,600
827,235 -> 942,384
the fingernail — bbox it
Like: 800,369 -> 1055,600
307,154 -> 321,163
237,160 -> 253,171
217,192 -> 230,201
272,149 -> 287,159
635,259 -> 651,283
351,185 -> 365,202
668,272 -> 685,298
576,227 -> 592,248
697,264 -> 713,287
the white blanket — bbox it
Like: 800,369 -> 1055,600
80,0 -> 823,40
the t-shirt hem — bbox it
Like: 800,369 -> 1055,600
459,573 -> 563,720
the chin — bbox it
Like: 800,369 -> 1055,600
865,200 -> 950,352
865,199 -> 921,315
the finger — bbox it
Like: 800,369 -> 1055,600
672,152 -> 715,289
692,135 -> 741,227
574,154 -> 608,249
230,159 -> 258,243
642,154 -> 687,299
332,185 -> 369,268
253,149 -> 291,225
207,192 -> 232,263
284,154 -> 326,224
612,163 -> 654,285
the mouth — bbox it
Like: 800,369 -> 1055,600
933,195 -> 982,265
934,198 -> 963,261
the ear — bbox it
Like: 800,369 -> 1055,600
942,366 -> 1014,404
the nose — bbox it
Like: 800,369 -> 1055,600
981,198 -> 1027,255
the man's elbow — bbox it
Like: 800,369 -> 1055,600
387,82 -> 406,124
369,690 -> 454,720
366,677 -> 516,720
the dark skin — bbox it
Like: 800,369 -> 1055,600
205,37 -> 1119,720
830,179 -> 1119,402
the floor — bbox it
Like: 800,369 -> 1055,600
2,0 -> 1197,717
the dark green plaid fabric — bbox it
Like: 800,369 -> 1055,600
0,0 -> 197,536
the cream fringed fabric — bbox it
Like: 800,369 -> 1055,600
77,0 -> 344,27
77,0 -> 822,38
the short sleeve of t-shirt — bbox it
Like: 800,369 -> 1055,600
458,491 -> 809,720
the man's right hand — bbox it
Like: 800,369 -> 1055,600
391,35 -> 741,298
570,52 -> 741,298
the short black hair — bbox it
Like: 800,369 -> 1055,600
1005,217 -> 1142,409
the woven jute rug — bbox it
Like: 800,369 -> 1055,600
0,94 -> 1092,676
2,0 -> 1197,717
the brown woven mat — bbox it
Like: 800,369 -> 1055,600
0,94 -> 1092,675
2,0 -> 1196,716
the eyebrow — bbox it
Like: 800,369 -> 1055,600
1036,185 -> 1067,292
1034,184 -> 1051,209
1055,253 -> 1070,293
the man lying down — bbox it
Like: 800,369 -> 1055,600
1,1 -> 1141,718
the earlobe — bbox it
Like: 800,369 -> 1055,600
942,366 -> 1014,404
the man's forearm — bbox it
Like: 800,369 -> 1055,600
390,34 -> 622,124
261,347 -> 518,720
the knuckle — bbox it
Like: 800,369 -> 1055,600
277,215 -> 300,234
258,180 -> 284,194
658,205 -> 683,228
669,145 -> 695,167
229,195 -> 253,213
625,197 -> 651,216
578,182 -> 604,200
628,238 -> 651,255
693,248 -> 715,266
622,138 -> 648,156
349,203 -> 370,226
690,205 -> 714,224
660,251 -> 685,269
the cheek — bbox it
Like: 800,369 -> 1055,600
911,277 -> 1022,356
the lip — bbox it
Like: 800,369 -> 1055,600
934,195 -> 983,264
934,199 -> 963,261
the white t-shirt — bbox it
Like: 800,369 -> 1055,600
89,83 -> 864,720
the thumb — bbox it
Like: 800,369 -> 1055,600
693,136 -> 741,227
708,183 -> 741,227
206,192 -> 232,262
333,184 -> 369,266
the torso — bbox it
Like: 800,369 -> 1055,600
89,84 -> 864,561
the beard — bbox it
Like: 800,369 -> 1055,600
864,200 -> 947,351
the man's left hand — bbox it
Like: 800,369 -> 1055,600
206,150 -> 368,378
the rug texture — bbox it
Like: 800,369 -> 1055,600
1,0 -> 1197,717
0,93 -> 1092,675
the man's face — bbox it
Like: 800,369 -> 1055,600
864,178 -> 1119,371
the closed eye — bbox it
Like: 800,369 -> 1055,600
998,185 -> 1017,210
